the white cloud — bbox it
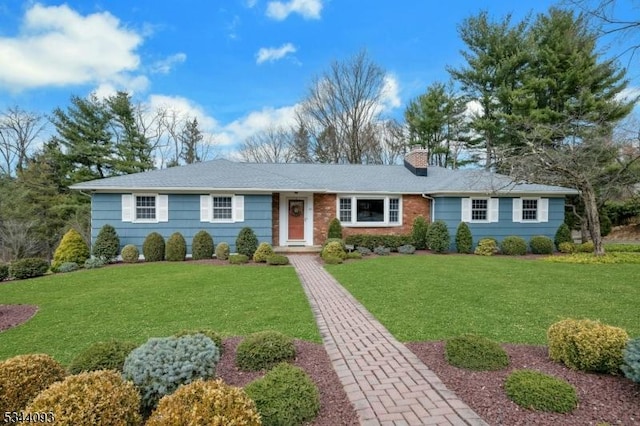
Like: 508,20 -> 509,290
256,43 -> 296,64
380,75 -> 401,112
221,105 -> 298,144
266,0 -> 323,20
0,4 -> 143,91
245,0 -> 259,8
147,94 -> 219,132
616,86 -> 640,103
151,53 -> 187,74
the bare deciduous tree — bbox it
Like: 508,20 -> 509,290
297,50 -> 390,164
0,219 -> 42,260
239,126 -> 295,163
0,107 -> 46,176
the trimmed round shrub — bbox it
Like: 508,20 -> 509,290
411,215 -> 429,250
57,261 -> 78,273
474,238 -> 498,256
52,228 -> 90,271
236,227 -> 259,258
321,240 -> 347,260
215,242 -> 230,260
83,258 -> 104,269
165,232 -> 187,261
92,224 -> 120,263
68,339 -> 138,374
253,242 -> 275,263
27,370 -> 142,425
622,337 -> 640,383
500,236 -> 527,256
327,217 -> 343,239
175,329 -> 224,355
121,244 -> 139,263
0,263 -> 8,281
266,254 -> 290,265
0,354 -> 66,412
397,244 -> 416,254
505,369 -> 577,413
445,335 -> 509,371
146,379 -> 260,426
577,241 -> 595,253
236,331 -> 296,371
426,220 -> 450,253
9,258 -> 49,279
529,235 -> 554,255
245,363 -> 320,426
143,232 -> 165,262
322,237 -> 346,252
373,246 -> 391,256
323,255 -> 343,264
554,223 -> 573,250
558,241 -> 576,254
229,254 -> 249,264
455,222 -> 473,254
192,230 -> 214,260
123,334 -> 220,411
547,318 -> 629,374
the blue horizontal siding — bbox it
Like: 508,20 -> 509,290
91,193 -> 272,254
433,197 -> 565,251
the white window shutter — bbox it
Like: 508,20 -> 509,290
157,195 -> 169,222
233,195 -> 245,222
461,198 -> 471,222
512,198 -> 522,223
539,198 -> 549,222
122,194 -> 133,222
489,198 -> 499,223
200,195 -> 211,222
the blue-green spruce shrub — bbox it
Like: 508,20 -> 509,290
397,244 -> 416,254
622,338 -> 640,383
122,334 -> 220,411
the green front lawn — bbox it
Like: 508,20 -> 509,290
327,255 -> 639,344
0,263 -> 320,364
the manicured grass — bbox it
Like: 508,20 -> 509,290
327,256 -> 640,344
0,263 -> 319,364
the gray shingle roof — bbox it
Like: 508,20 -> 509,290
70,159 -> 578,195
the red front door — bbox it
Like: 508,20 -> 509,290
288,200 -> 305,240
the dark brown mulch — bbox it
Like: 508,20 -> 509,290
0,304 -> 38,332
217,336 -> 359,426
407,341 -> 640,426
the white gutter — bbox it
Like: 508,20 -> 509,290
421,194 -> 435,223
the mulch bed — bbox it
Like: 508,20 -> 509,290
0,304 -> 38,332
407,341 -> 640,426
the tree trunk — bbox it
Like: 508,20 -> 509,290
582,185 -> 605,255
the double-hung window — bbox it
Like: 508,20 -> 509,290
513,198 -> 548,223
461,198 -> 499,223
337,196 -> 402,226
471,199 -> 488,221
121,194 -> 168,223
135,196 -> 156,221
200,194 -> 244,223
521,199 -> 538,221
212,196 -> 233,221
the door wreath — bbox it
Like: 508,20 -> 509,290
290,205 -> 302,217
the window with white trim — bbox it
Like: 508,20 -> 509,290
212,196 -> 233,220
337,196 -> 402,226
512,198 -> 549,223
461,198 -> 499,223
522,199 -> 538,221
471,199 -> 488,221
135,195 -> 156,220
121,194 -> 168,223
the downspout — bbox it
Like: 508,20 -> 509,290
421,194 -> 435,222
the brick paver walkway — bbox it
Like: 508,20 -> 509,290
289,255 -> 488,426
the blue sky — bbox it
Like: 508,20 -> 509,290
0,0 -> 637,155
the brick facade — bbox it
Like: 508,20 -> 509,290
312,193 -> 430,244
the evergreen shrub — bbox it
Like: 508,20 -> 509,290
554,223 -> 573,250
426,220 -> 450,253
146,379 -> 260,426
327,217 -> 343,239
253,242 -> 275,263
174,329 -> 224,355
505,370 -> 578,413
52,229 -> 89,270
373,246 -> 391,256
455,222 -> 473,254
0,263 -> 8,281
120,244 -> 139,263
500,236 -> 527,256
397,244 -> 416,254
191,230 -> 214,260
57,262 -> 78,273
123,334 -> 220,411
165,232 -> 187,261
529,235 -> 554,254
245,363 -> 320,426
474,238 -> 499,256
558,242 -> 576,254
83,258 -> 104,269
0,354 -> 66,412
9,258 -> 49,279
266,254 -> 290,265
622,338 -> 640,383
411,215 -> 429,250
321,241 -> 347,260
236,331 -> 296,371
215,242 -> 230,260
68,339 -> 138,374
445,335 -> 509,371
236,227 -> 259,258
92,224 -> 120,263
229,254 -> 249,264
27,370 -> 142,425
143,232 -> 165,262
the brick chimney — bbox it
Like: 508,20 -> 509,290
404,148 -> 428,176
